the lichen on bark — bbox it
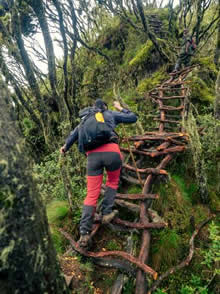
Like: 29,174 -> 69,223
0,82 -> 69,293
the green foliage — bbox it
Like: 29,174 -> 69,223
201,221 -> 220,271
179,274 -> 213,294
22,117 -> 35,137
33,149 -> 86,205
126,185 -> 142,194
180,285 -> 208,294
33,151 -> 66,203
22,118 -> 45,155
154,290 -> 167,294
123,278 -> 135,294
105,239 -> 120,251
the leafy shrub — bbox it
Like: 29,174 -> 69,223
201,221 -> 220,271
106,239 -> 120,251
33,149 -> 86,205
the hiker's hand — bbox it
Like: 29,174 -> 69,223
60,146 -> 66,155
113,101 -> 123,111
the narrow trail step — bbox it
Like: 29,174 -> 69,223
116,193 -> 159,200
159,105 -> 184,111
153,118 -> 181,124
61,66 -> 196,294
123,163 -> 168,175
153,95 -> 186,99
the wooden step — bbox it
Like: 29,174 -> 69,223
123,163 -> 168,175
116,193 -> 159,200
153,95 -> 185,100
152,114 -> 182,119
114,218 -> 167,229
156,87 -> 187,91
159,105 -> 184,111
154,118 -> 181,124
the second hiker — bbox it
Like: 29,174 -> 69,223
60,99 -> 137,248
174,28 -> 197,72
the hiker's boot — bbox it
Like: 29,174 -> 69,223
102,210 -> 118,224
79,234 -> 90,248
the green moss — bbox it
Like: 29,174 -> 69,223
102,88 -> 113,102
172,174 -> 197,203
152,229 -> 181,269
190,57 -> 217,103
105,239 -> 120,251
137,68 -> 168,94
153,180 -> 193,232
0,240 -> 15,265
126,185 -> 142,194
193,57 -> 218,75
50,227 -> 65,254
190,75 -> 215,103
123,278 -> 135,294
193,205 -> 210,224
46,200 -> 69,224
129,41 -> 153,67
209,191 -> 220,211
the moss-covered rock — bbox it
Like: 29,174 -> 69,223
137,68 -> 168,94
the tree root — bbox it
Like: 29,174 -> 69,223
148,216 -> 214,294
59,228 -> 158,280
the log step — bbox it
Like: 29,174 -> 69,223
154,95 -> 185,99
114,218 -> 167,229
127,132 -> 188,140
156,87 -> 188,91
154,118 -> 181,124
123,163 -> 168,175
116,193 -> 159,200
121,146 -> 186,157
159,105 -> 184,111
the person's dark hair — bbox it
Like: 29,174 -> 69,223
94,99 -> 108,111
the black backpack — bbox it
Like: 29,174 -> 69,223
78,107 -> 113,153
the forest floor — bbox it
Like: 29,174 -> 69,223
59,227 -> 123,294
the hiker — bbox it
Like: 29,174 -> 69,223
60,99 -> 137,247
174,29 -> 196,72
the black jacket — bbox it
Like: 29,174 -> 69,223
64,108 -> 137,152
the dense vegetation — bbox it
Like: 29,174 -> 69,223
0,0 -> 219,293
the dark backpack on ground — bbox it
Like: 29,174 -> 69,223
78,107 -> 113,153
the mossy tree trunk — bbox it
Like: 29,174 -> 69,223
0,82 -> 69,294
214,0 -> 220,66
215,71 -> 220,120
215,71 -> 220,194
